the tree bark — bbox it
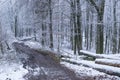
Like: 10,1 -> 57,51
14,16 -> 18,37
95,59 -> 120,68
80,50 -> 120,60
112,0 -> 117,54
70,0 -> 82,54
49,0 -> 54,49
87,0 -> 105,54
76,0 -> 82,54
62,58 -> 120,77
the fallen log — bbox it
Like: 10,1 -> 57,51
80,50 -> 120,60
95,59 -> 120,68
61,58 -> 120,77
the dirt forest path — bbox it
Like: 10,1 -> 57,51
13,42 -> 80,80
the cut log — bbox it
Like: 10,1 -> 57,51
95,59 -> 120,68
61,58 -> 120,77
80,50 -> 120,60
80,50 -> 99,59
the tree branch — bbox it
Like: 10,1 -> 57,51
86,0 -> 99,13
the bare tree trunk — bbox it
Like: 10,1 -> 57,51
96,19 -> 104,54
87,0 -> 105,54
0,43 -> 4,54
14,16 -> 18,37
42,22 -> 45,46
112,1 -> 117,54
49,0 -> 54,49
118,27 -> 120,53
85,8 -> 89,50
70,0 -> 77,54
76,0 -> 82,54
70,0 -> 75,51
70,0 -> 82,54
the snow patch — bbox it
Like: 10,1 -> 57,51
0,63 -> 28,80
24,41 -> 42,50
62,58 -> 120,74
61,62 -> 105,77
61,61 -> 120,80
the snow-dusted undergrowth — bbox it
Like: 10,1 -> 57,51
0,63 -> 28,80
0,51 -> 28,80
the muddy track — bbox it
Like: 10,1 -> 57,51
13,42 -> 80,80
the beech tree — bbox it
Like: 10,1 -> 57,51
86,0 -> 105,54
69,0 -> 82,54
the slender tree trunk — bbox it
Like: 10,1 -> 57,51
0,43 -> 4,54
70,0 -> 82,54
74,0 -> 77,54
112,1 -> 117,54
118,27 -> 120,53
70,1 -> 74,50
76,0 -> 82,54
42,22 -> 45,46
70,13 -> 74,50
85,9 -> 89,50
15,16 -> 18,37
49,0 -> 54,49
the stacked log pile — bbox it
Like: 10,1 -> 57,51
61,50 -> 120,77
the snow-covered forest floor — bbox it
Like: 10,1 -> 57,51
0,51 -> 28,80
0,40 -> 120,80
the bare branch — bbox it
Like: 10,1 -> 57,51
86,0 -> 99,13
